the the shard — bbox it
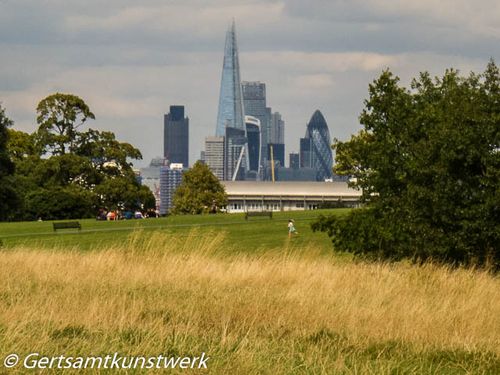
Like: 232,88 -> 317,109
216,21 -> 245,136
215,21 -> 248,178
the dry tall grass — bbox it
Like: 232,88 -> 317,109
0,230 -> 499,374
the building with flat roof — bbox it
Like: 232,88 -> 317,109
222,181 -> 361,212
242,81 -> 270,163
164,105 -> 189,167
289,152 -> 300,169
204,136 -> 225,180
159,163 -> 184,215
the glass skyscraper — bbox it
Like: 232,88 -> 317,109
164,105 -> 189,167
215,21 -> 248,177
300,110 -> 333,181
242,81 -> 269,163
216,22 -> 245,136
245,115 -> 261,177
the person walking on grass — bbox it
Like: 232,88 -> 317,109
288,219 -> 298,238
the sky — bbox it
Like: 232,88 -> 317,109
1,0 -> 499,167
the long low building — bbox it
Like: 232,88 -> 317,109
222,181 -> 362,213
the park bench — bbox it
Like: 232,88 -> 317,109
245,211 -> 272,220
53,221 -> 82,232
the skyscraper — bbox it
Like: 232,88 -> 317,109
267,143 -> 285,167
289,152 -> 300,169
270,112 -> 285,145
225,127 -> 246,181
300,110 -> 333,181
216,22 -> 245,136
204,136 -> 225,180
242,81 -> 270,162
245,115 -> 261,177
164,105 -> 189,167
215,21 -> 248,177
159,163 -> 184,215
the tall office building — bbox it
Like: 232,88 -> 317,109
204,136 -> 225,180
139,157 -> 168,210
270,112 -> 285,144
300,110 -> 333,181
245,115 -> 261,176
300,137 -> 312,169
164,105 -> 189,167
225,127 -> 247,181
268,112 -> 285,170
267,143 -> 285,167
289,152 -> 300,169
159,163 -> 184,215
242,81 -> 270,163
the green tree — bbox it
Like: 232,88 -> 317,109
172,161 -> 228,214
312,61 -> 500,268
5,94 -> 155,220
24,185 -> 96,220
36,93 -> 95,155
0,104 -> 20,220
94,177 -> 155,212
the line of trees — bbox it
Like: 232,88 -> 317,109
0,93 -> 155,221
312,60 -> 500,269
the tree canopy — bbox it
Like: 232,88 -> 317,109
4,94 -> 155,220
172,161 -> 228,215
312,60 -> 500,269
36,93 -> 95,155
0,104 -> 20,220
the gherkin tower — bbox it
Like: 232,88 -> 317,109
302,110 -> 333,181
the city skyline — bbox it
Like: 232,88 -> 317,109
0,1 -> 498,167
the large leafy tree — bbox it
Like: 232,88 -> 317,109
36,93 -> 95,155
172,161 -> 228,214
0,104 -> 20,220
4,94 -> 155,220
313,61 -> 500,268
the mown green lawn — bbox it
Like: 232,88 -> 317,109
0,209 -> 349,254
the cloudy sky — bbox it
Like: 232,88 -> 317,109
1,0 -> 499,167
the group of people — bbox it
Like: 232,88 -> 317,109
96,209 -> 160,221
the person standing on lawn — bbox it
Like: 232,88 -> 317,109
288,219 -> 298,238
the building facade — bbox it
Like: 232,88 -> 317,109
301,110 -> 333,181
300,137 -> 312,168
139,157 -> 169,210
242,81 -> 270,163
267,143 -> 285,167
204,136 -> 225,180
289,152 -> 300,169
222,181 -> 361,212
164,105 -> 189,167
245,115 -> 261,177
270,112 -> 285,144
215,21 -> 248,177
159,163 -> 184,215
225,127 -> 246,181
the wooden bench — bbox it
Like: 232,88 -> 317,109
245,211 -> 272,220
53,221 -> 81,232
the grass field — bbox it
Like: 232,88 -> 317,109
1,211 -> 499,374
0,209 -> 348,254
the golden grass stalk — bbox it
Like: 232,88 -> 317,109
0,230 -> 499,373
